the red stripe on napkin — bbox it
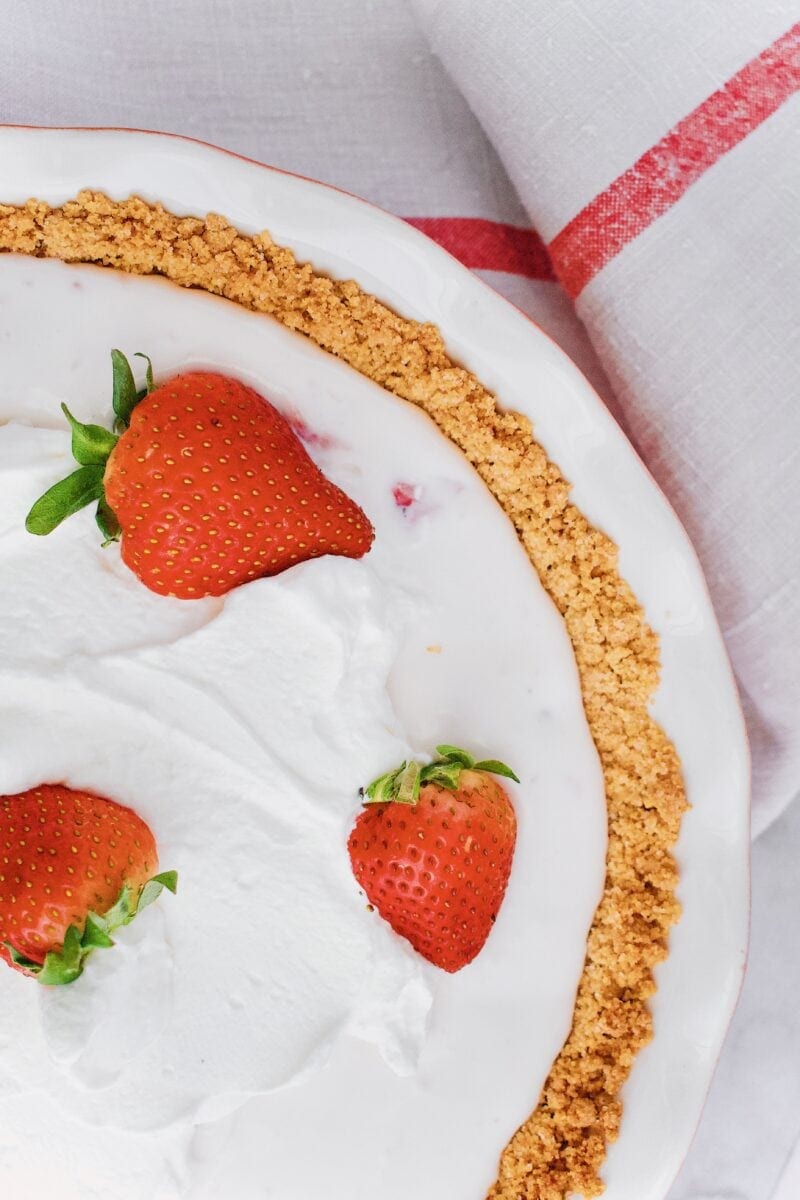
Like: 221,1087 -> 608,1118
405,216 -> 555,281
549,22 -> 800,298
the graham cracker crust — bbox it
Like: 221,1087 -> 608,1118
0,192 -> 687,1199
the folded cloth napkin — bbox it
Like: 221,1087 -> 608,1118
414,0 -> 800,836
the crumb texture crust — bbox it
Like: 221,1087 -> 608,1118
0,192 -> 687,1200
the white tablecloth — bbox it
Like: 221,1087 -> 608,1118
1,3 -> 798,1197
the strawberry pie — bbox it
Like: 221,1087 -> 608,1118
0,193 -> 686,1200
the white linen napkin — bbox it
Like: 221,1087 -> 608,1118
413,0 -> 800,835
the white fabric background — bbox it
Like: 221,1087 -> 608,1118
1,3 -> 798,1198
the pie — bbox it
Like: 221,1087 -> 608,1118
0,191 -> 686,1200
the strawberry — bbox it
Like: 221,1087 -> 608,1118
348,746 -> 518,973
26,350 -> 374,598
0,784 -> 176,985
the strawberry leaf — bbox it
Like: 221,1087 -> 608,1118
394,761 -> 421,805
434,745 -> 475,768
102,884 -> 136,931
37,925 -> 84,986
473,760 -> 520,783
5,944 -> 42,973
138,870 -> 178,912
134,352 -> 155,395
364,764 -> 406,804
420,760 -> 463,790
363,761 -> 421,805
81,913 -> 115,949
25,465 -> 105,535
111,348 -> 139,431
61,402 -> 118,466
96,496 -> 121,545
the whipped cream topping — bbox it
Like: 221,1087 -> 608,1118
0,256 -> 606,1200
0,559 -> 428,1120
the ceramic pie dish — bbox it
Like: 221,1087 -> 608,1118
0,126 -> 749,1200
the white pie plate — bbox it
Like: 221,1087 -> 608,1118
0,126 -> 749,1200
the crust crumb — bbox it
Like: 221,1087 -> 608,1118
0,192 -> 687,1198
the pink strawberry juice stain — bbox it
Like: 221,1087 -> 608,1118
285,409 -> 339,451
392,482 -> 420,511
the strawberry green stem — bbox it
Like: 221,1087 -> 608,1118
111,347 -> 139,431
4,869 -> 178,986
363,745 -> 519,806
25,350 -> 152,542
134,352 -> 155,395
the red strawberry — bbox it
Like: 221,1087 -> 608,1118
348,746 -> 518,973
0,784 -> 176,985
26,350 -> 374,599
